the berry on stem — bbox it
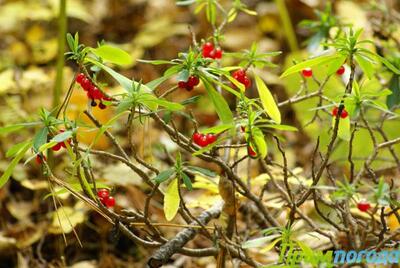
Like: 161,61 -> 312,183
336,65 -> 345,75
178,81 -> 187,89
357,200 -> 371,212
332,106 -> 348,119
76,73 -> 85,84
202,42 -> 214,58
99,102 -> 106,110
35,155 -> 46,165
302,68 -> 313,78
187,76 -> 200,87
247,145 -> 258,159
232,69 -> 251,89
51,143 -> 62,151
105,196 -> 116,208
97,189 -> 110,200
192,132 -> 202,144
214,48 -> 223,59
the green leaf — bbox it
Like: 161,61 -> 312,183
281,54 -> 340,78
200,124 -> 234,134
0,141 -> 31,188
51,130 -> 72,143
147,98 -> 185,111
327,55 -> 347,76
252,127 -> 268,158
6,140 -> 32,158
254,75 -> 281,124
146,71 -> 177,90
92,45 -> 133,66
181,173 -> 192,191
355,54 -> 374,79
154,169 -> 175,183
33,127 -> 48,151
177,69 -> 190,82
86,58 -> 151,93
334,116 -> 350,141
187,166 -> 216,177
0,125 -> 24,136
387,75 -> 400,109
137,59 -> 175,65
202,78 -> 234,124
262,124 -> 298,131
164,179 -> 180,221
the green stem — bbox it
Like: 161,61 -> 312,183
53,0 -> 67,108
275,0 -> 298,51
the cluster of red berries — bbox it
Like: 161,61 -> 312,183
178,75 -> 200,91
301,65 -> 346,78
232,69 -> 251,89
357,200 -> 371,212
97,189 -> 116,208
192,132 -> 217,147
331,106 -> 348,119
52,130 -> 72,151
202,42 -> 223,59
76,73 -> 109,109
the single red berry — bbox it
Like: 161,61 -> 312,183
202,42 -> 214,53
97,189 -> 110,200
205,133 -> 217,145
76,73 -> 86,84
247,145 -> 258,159
242,76 -> 251,89
81,78 -> 92,91
302,68 -> 313,78
187,76 -> 200,87
35,155 -> 46,165
185,85 -> 194,91
60,139 -> 71,148
214,48 -> 223,59
336,65 -> 345,75
105,196 -> 116,208
331,106 -> 339,117
195,135 -> 209,147
178,81 -> 187,89
340,109 -> 348,119
192,132 -> 202,144
103,96 -> 112,102
51,143 -> 62,151
99,102 -> 106,109
91,99 -> 97,107
357,200 -> 371,212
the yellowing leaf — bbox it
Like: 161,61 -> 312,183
164,179 -> 180,221
333,116 -> 350,141
48,206 -> 85,234
254,74 -> 281,124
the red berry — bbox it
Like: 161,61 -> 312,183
99,102 -> 106,109
76,73 -> 85,84
187,76 -> 200,87
214,48 -> 223,59
178,81 -> 187,89
81,78 -> 91,91
35,155 -> 46,165
240,126 -> 246,132
357,200 -> 371,212
185,85 -> 194,91
242,76 -> 251,89
192,132 -> 202,144
52,143 -> 62,151
247,145 -> 258,159
105,196 -> 116,208
202,42 -> 214,53
331,106 -> 338,117
302,68 -> 313,78
97,189 -> 110,200
340,109 -> 348,119
205,133 -> 217,144
91,88 -> 104,100
232,69 -> 246,80
336,65 -> 345,75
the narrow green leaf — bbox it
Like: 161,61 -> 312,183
280,54 -> 340,78
242,235 -> 281,249
187,166 -> 216,177
262,124 -> 298,131
252,127 -> 268,158
6,140 -> 32,158
334,116 -> 350,141
154,169 -> 175,183
0,142 -> 31,188
254,75 -> 281,124
327,55 -> 347,76
200,124 -> 234,134
202,78 -> 234,124
0,125 -> 24,136
33,127 -> 48,151
181,173 -> 192,191
51,130 -> 72,143
355,54 -> 374,79
92,45 -> 133,66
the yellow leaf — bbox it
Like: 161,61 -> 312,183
333,116 -> 350,141
254,74 -> 281,124
164,179 -> 180,221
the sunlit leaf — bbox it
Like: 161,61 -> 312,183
254,74 -> 281,124
164,179 -> 180,221
281,54 -> 340,78
92,45 -> 133,66
0,141 -> 31,188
